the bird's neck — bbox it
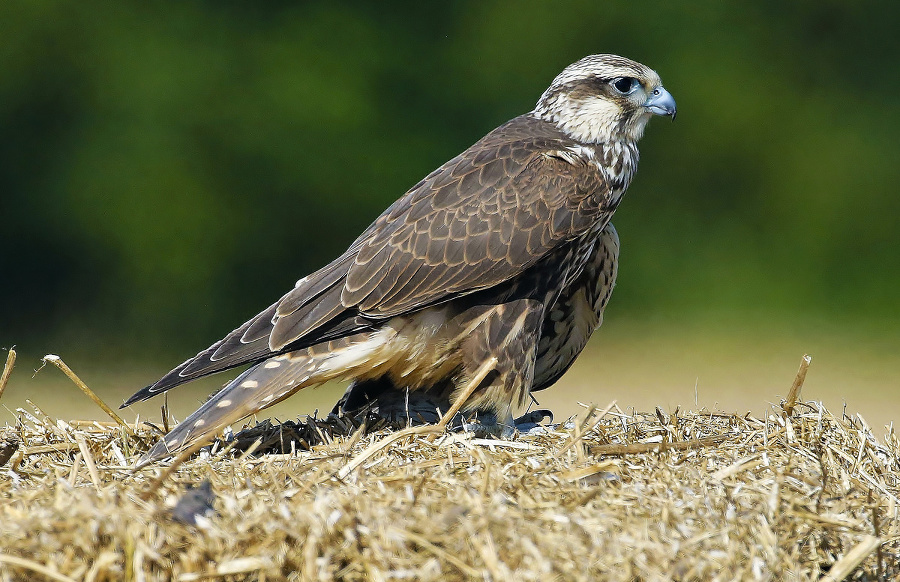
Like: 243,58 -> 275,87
597,140 -> 640,195
560,139 -> 640,196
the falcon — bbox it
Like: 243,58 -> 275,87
123,54 -> 676,464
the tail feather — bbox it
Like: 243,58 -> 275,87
136,332 -> 385,466
136,352 -> 321,466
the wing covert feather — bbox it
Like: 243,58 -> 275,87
340,123 -> 611,317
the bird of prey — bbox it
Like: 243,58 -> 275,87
123,54 -> 676,464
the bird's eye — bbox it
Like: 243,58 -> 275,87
612,77 -> 639,95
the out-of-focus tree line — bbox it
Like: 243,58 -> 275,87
2,1 -> 898,359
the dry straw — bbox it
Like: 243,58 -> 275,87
0,354 -> 897,580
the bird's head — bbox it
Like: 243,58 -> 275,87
533,54 -> 676,145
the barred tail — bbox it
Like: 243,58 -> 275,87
137,333 -> 379,466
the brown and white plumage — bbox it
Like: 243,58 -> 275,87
123,54 -> 676,464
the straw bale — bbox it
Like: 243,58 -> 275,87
1,394 -> 898,580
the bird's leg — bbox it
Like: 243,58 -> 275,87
435,356 -> 498,432
451,298 -> 544,436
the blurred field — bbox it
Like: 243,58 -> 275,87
4,317 -> 897,434
3,1 -> 899,364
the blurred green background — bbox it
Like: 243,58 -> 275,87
2,1 -> 898,429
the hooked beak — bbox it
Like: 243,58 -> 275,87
644,86 -> 677,120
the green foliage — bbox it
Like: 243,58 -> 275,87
1,1 -> 897,356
